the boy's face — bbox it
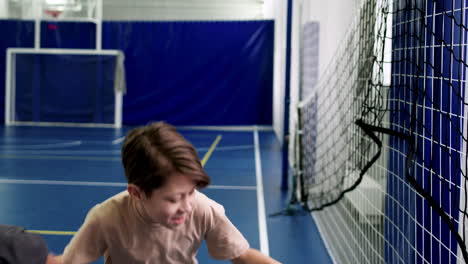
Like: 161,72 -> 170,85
131,173 -> 196,229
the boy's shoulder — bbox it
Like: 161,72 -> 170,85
192,190 -> 226,224
104,190 -> 130,206
88,191 -> 131,222
193,190 -> 223,211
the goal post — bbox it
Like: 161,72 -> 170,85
5,47 -> 125,128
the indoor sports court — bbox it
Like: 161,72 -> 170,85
1,0 -> 468,263
0,125 -> 330,263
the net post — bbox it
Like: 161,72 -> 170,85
34,20 -> 40,49
113,51 -> 125,128
281,0 -> 293,191
5,49 -> 12,125
95,0 -> 103,50
33,0 -> 41,50
114,92 -> 123,128
296,105 -> 305,203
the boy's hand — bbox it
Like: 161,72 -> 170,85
46,254 -> 62,264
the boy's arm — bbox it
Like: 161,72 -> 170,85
46,254 -> 63,264
56,205 -> 106,263
231,248 -> 281,264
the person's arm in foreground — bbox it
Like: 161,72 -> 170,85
231,248 -> 281,264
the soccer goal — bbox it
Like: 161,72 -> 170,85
5,48 -> 125,128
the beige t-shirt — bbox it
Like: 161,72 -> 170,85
62,191 -> 249,263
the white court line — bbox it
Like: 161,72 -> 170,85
253,127 -> 270,255
0,140 -> 82,149
0,150 -> 121,155
0,179 -> 127,187
2,145 -> 253,155
0,145 -> 252,155
207,185 -> 256,191
0,155 -> 120,161
311,213 -> 339,264
197,145 -> 254,152
0,178 -> 256,190
112,137 -> 125,145
178,125 -> 273,131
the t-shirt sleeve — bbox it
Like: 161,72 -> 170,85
204,202 -> 250,260
62,204 -> 106,263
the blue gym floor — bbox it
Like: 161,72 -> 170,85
0,125 -> 332,264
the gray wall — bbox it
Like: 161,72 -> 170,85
1,0 -> 265,20
102,0 -> 265,20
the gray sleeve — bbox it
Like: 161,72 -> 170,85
0,224 -> 48,264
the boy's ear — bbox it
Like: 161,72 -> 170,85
127,184 -> 143,200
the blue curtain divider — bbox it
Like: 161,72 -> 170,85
40,21 -> 96,49
103,20 -> 274,126
0,19 -> 273,126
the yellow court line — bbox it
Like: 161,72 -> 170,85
200,135 -> 222,167
28,230 -> 76,236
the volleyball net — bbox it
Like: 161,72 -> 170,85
291,0 -> 468,262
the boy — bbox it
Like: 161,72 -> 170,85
49,122 -> 280,263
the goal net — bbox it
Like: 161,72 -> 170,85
5,48 -> 125,128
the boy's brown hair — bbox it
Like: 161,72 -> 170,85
121,121 -> 210,196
